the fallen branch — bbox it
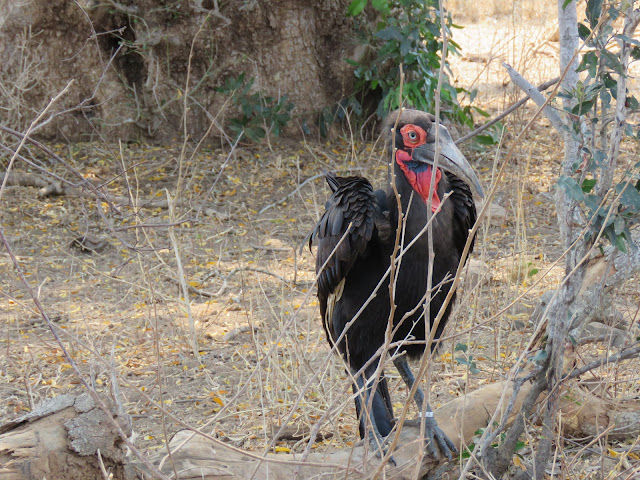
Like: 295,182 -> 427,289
0,394 -> 132,480
143,377 -> 640,480
502,63 -> 564,131
0,170 -> 229,219
222,325 -> 258,342
4,373 -> 640,480
0,171 -> 51,189
455,76 -> 560,144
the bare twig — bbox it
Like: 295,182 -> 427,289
166,190 -> 198,358
0,80 -> 73,203
567,343 -> 640,380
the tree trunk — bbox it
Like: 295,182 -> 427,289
0,0 -> 356,142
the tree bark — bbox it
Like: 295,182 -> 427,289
0,394 -> 132,480
0,0 -> 355,141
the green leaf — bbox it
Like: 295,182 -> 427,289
244,126 -> 266,142
586,0 -> 603,28
571,99 -> 595,116
618,182 -> 640,209
614,233 -> 628,253
455,343 -> 468,353
614,215 -> 625,235
615,34 -> 640,47
376,26 -> 404,41
531,349 -> 548,362
558,176 -> 585,202
603,73 -> 617,89
604,225 -> 627,252
600,89 -> 611,109
584,194 -> 603,216
371,0 -> 389,13
581,178 -> 597,192
455,356 -> 469,366
576,51 -> 597,74
602,50 -> 625,75
578,23 -> 591,40
473,106 -> 490,117
460,443 -> 476,459
347,0 -> 367,16
474,134 -> 496,145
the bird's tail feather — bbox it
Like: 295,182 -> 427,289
353,369 -> 395,439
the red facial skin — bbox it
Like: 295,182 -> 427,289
395,124 -> 442,212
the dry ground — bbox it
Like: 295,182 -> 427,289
1,13 -> 640,480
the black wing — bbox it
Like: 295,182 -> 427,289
310,173 -> 382,308
448,174 -> 478,258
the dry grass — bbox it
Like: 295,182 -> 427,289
1,10 -> 640,480
0,27 -> 45,143
449,0 -> 557,24
1,127 -> 638,476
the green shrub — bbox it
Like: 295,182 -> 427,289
345,0 -> 478,127
216,74 -> 294,142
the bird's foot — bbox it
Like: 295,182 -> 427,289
423,415 -> 458,461
366,432 -> 397,466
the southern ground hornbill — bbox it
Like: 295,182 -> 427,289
309,108 -> 484,462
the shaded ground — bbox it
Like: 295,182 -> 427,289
2,16 -> 640,479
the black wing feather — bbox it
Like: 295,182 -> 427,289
310,173 -> 380,302
448,174 -> 477,257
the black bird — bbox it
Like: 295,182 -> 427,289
310,108 -> 484,462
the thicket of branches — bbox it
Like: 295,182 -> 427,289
465,1 -> 640,478
1,1 -> 640,480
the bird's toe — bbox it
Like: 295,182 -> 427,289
368,434 -> 396,466
424,422 -> 458,461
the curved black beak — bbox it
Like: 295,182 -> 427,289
412,124 -> 484,199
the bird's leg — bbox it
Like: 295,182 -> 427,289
392,355 -> 458,461
353,371 -> 396,466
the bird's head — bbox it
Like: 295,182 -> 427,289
385,109 -> 484,212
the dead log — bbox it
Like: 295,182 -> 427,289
0,394 -> 132,480
0,171 -> 227,218
142,380 -> 640,479
3,380 -> 640,480
559,385 -> 640,442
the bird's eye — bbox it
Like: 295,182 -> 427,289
400,124 -> 426,146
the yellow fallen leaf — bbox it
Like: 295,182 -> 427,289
513,455 -> 526,471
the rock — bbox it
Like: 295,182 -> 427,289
464,259 -> 491,288
476,202 -> 508,226
488,203 -> 507,226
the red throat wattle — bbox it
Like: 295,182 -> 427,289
395,149 -> 442,212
